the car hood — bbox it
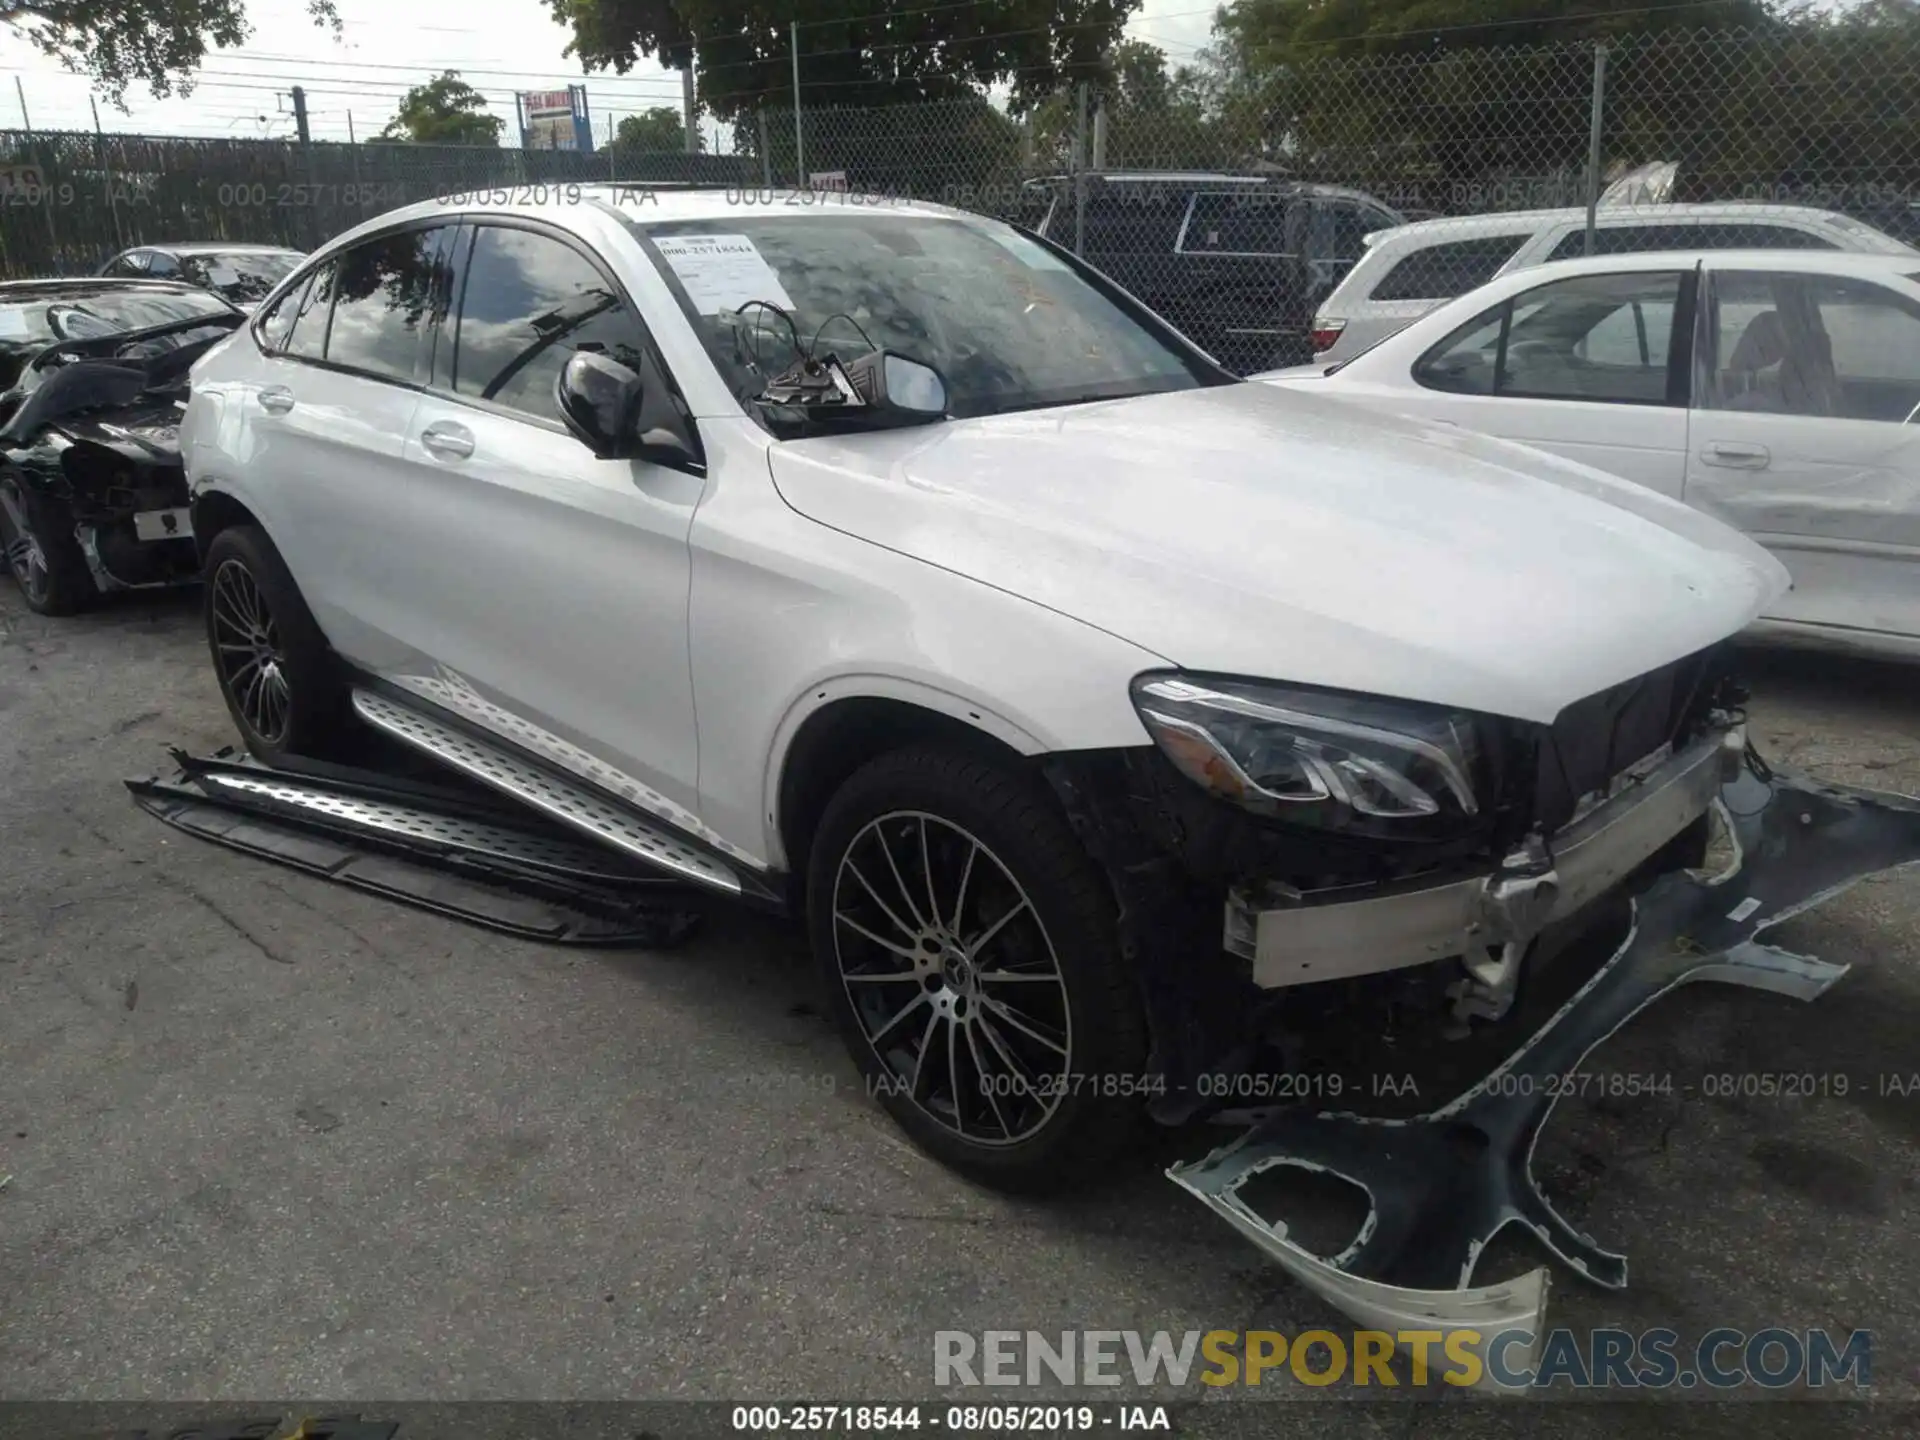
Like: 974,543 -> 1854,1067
765,383 -> 1790,724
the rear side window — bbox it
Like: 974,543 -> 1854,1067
1310,200 -> 1397,262
1076,186 -> 1191,258
144,252 -> 181,278
324,227 -> 452,382
1178,191 -> 1296,257
1546,222 -> 1837,262
1370,235 -> 1527,302
451,224 -> 650,423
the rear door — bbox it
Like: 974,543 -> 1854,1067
384,217 -> 705,822
1686,264 -> 1920,644
235,223 -> 453,653
1376,266 -> 1696,496
1173,188 -> 1310,371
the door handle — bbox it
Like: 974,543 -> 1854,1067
420,422 -> 475,461
258,386 -> 295,414
1700,441 -> 1770,470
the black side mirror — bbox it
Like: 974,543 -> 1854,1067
556,351 -> 643,459
556,349 -> 705,472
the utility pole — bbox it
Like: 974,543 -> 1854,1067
682,52 -> 699,154
790,21 -> 804,187
17,78 -> 60,274
92,95 -> 122,250
1583,45 -> 1607,257
290,84 -> 311,144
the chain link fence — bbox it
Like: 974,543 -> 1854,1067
5,26 -> 1920,372
0,133 -> 752,277
745,25 -> 1920,371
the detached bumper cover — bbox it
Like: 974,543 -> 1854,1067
1170,764 -> 1920,1391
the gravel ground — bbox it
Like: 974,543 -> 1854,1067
1,582 -> 1914,1437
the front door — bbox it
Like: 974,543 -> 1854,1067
380,219 -> 706,826
1388,266 -> 1695,497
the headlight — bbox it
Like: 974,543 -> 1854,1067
1130,673 -> 1485,832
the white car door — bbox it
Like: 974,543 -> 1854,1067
376,218 -> 707,824
1686,265 -> 1920,645
1353,266 -> 1694,497
229,230 -> 443,645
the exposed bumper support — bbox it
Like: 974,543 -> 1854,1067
1230,724 -> 1744,988
1172,764 -> 1920,1392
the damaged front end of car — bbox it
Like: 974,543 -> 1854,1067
1043,644 -> 1920,1388
0,313 -> 240,608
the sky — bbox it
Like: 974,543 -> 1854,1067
0,0 -> 1223,148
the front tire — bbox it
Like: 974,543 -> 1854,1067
203,524 -> 348,761
808,744 -> 1148,1192
0,473 -> 94,616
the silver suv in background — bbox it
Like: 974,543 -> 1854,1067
1309,202 -> 1913,362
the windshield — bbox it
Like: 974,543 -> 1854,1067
180,251 -> 302,302
625,213 -> 1221,423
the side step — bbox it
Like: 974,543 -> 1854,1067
350,688 -> 743,897
127,751 -> 705,947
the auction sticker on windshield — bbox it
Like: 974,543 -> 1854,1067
652,233 -> 796,314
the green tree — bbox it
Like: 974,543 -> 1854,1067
377,72 -> 505,146
0,0 -> 340,108
548,0 -> 1141,120
613,106 -> 687,150
1215,0 -> 1778,68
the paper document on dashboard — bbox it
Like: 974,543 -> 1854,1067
651,234 -> 797,314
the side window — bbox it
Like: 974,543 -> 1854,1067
1548,222 -> 1839,263
1707,270 -> 1920,421
1311,200 -> 1394,262
1078,187 -> 1190,260
254,270 -> 313,352
1414,270 -> 1684,404
282,261 -> 337,362
144,252 -> 180,278
451,224 -> 649,423
105,252 -> 146,276
1178,191 -> 1294,257
1371,234 -> 1528,302
324,226 -> 453,382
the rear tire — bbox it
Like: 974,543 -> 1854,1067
0,474 -> 94,616
807,743 -> 1149,1192
203,524 -> 349,762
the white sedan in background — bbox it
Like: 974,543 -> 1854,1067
1264,249 -> 1920,660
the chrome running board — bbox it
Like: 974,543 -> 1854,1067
351,688 -> 743,896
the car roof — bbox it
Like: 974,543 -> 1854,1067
1371,201 -> 1880,246
310,184 -> 993,260
1491,247 -> 1920,281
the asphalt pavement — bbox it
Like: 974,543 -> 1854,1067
2,583 -> 1915,1437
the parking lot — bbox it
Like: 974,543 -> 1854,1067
2,580 -> 1917,1433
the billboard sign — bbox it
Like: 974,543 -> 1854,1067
520,85 -> 594,152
